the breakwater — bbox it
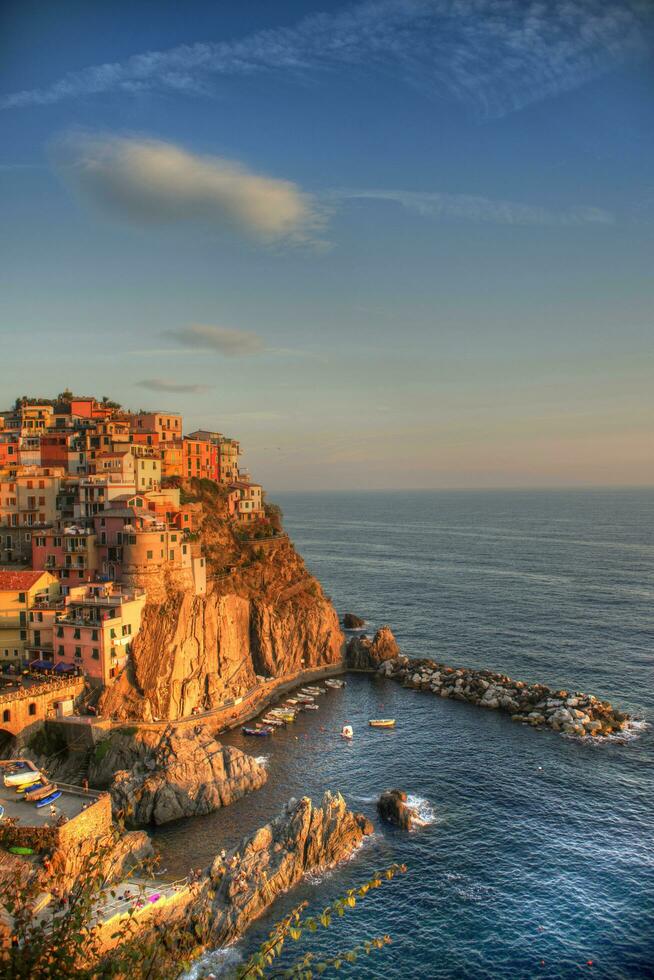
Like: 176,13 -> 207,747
377,654 -> 632,737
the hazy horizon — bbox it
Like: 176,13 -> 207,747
2,1 -> 653,491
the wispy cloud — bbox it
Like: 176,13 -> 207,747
2,1 -> 649,118
333,188 -> 615,226
51,132 -> 323,245
137,378 -> 211,393
165,324 -> 265,356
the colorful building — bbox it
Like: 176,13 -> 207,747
0,570 -> 60,667
54,582 -> 146,686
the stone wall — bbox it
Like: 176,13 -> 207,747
0,677 -> 85,737
0,792 -> 111,855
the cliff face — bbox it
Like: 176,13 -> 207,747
100,503 -> 343,722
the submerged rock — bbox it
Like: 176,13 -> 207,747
377,789 -> 416,830
342,612 -> 365,628
346,625 -> 400,670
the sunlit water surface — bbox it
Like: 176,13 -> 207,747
155,490 -> 653,979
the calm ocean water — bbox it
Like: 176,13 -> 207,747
161,490 -> 654,979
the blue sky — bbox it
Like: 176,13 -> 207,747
1,0 -> 653,490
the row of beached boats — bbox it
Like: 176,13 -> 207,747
2,761 -> 62,808
242,679 -> 347,736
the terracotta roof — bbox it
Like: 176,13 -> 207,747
0,570 -> 51,591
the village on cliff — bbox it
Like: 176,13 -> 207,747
0,392 -> 266,693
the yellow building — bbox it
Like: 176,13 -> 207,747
0,570 -> 60,667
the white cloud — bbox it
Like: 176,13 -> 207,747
137,378 -> 211,393
52,133 -> 323,244
334,188 -> 615,226
2,1 -> 649,118
165,324 -> 265,356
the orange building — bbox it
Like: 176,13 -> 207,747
183,436 -> 219,481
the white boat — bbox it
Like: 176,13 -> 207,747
304,704 -> 319,711
325,679 -> 346,689
301,687 -> 322,696
341,724 -> 354,739
4,768 -> 42,787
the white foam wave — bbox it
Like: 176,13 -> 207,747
254,755 -> 270,767
350,794 -> 377,803
405,794 -> 438,828
182,945 -> 242,979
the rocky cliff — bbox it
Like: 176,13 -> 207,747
90,725 -> 267,825
346,625 -> 400,670
100,484 -> 343,722
200,791 -> 373,945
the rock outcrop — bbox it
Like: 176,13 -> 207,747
343,612 -> 365,629
377,789 -> 415,830
100,533 -> 343,722
378,655 -> 632,738
346,625 -> 400,670
200,791 -> 374,945
92,725 -> 267,825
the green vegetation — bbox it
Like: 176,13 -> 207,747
27,724 -> 67,760
93,739 -> 112,764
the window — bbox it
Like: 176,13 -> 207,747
91,648 -> 99,660
146,550 -> 153,560
28,703 -> 37,716
73,629 -> 81,640
92,629 -> 98,641
2,709 -> 9,723
74,647 -> 82,659
18,592 -> 25,603
57,646 -> 64,656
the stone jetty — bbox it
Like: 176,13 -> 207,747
377,654 -> 631,738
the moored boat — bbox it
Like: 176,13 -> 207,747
4,768 -> 41,787
325,679 -> 346,689
369,719 -> 396,728
242,726 -> 273,736
341,724 -> 354,739
36,790 -> 62,808
24,783 -> 57,802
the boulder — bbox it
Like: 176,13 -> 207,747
377,789 -> 416,831
342,612 -> 365,629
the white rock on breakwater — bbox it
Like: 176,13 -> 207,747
377,655 -> 631,738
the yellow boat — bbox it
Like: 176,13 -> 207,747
368,719 -> 396,728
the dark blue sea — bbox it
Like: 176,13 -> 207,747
161,490 -> 654,979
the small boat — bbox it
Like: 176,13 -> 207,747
25,783 -> 57,802
0,805 -> 4,821
304,704 -> 319,711
9,845 -> 34,855
16,774 -> 44,793
341,725 -> 354,739
242,727 -> 273,737
295,696 -> 314,704
325,679 -> 346,689
36,790 -> 62,808
285,698 -> 300,705
262,716 -> 285,727
4,768 -> 41,787
301,687 -> 322,696
369,719 -> 396,728
19,780 -> 45,795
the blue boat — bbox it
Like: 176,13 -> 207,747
23,782 -> 45,795
242,726 -> 273,736
36,790 -> 62,808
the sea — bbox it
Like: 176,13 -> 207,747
156,490 -> 654,979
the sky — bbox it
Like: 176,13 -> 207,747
1,0 -> 653,491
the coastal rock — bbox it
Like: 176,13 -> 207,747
377,789 -> 416,830
342,612 -> 365,629
93,725 -> 267,825
201,791 -> 374,944
346,625 -> 400,670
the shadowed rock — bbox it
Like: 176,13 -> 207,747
377,789 -> 415,830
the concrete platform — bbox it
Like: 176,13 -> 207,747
0,760 -> 100,827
